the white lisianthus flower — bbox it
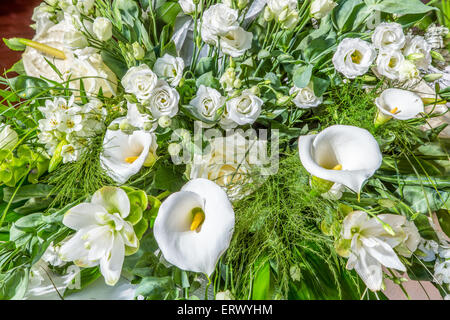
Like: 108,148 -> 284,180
375,88 -> 424,121
220,27 -> 253,58
190,85 -> 225,121
154,54 -> 185,87
59,0 -> 94,15
0,125 -> 18,151
154,179 -> 235,276
340,211 -> 407,291
179,0 -> 196,14
148,80 -> 180,119
267,0 -> 297,16
332,38 -> 377,79
190,133 -> 266,200
93,17 -> 113,42
310,0 -> 337,19
266,0 -> 299,29
434,260 -> 450,285
403,35 -> 432,70
398,59 -> 420,82
101,118 -> 157,184
375,50 -> 405,80
59,187 -> 139,286
290,82 -> 323,108
371,22 -> 406,52
298,125 -> 382,193
225,89 -> 263,126
121,65 -> 158,103
201,4 -> 239,45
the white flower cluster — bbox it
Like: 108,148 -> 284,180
201,4 -> 253,58
418,239 -> 450,291
333,23 -> 432,83
264,0 -> 299,30
38,96 -> 106,163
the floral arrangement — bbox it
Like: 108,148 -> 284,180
0,0 -> 449,300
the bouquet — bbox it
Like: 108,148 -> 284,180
0,0 -> 449,300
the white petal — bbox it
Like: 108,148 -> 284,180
100,118 -> 154,184
59,228 -> 93,262
65,277 -> 136,300
100,235 -> 125,286
91,186 -> 131,219
154,179 -> 235,276
352,248 -> 384,291
298,125 -> 382,193
362,237 -> 406,272
341,211 -> 368,239
86,226 -> 114,262
375,88 -> 424,120
63,203 -> 106,230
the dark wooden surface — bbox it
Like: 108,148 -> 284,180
0,0 -> 42,72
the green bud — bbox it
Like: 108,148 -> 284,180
143,122 -> 155,131
264,6 -> 274,21
168,143 -> 182,156
48,140 -> 67,173
119,119 -> 132,131
311,175 -> 334,194
108,123 -> 120,131
406,52 -> 425,61
132,42 -> 145,60
233,79 -> 242,89
374,109 -> 392,128
431,50 -> 445,62
158,115 -> 172,128
237,0 -> 249,10
423,73 -> 443,82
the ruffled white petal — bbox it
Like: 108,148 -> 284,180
63,204 -> 106,230
91,186 -> 131,219
100,234 -> 125,286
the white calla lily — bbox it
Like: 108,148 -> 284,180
298,125 -> 382,193
154,179 -> 235,276
59,187 -> 138,286
101,118 -> 157,184
374,88 -> 424,126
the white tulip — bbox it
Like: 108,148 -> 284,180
290,82 -> 323,108
93,17 -> 113,42
371,22 -> 406,52
179,0 -> 196,14
148,80 -> 180,118
154,54 -> 185,87
298,125 -> 382,193
375,50 -> 405,80
201,4 -> 239,45
101,118 -> 157,184
332,38 -> 377,79
154,178 -> 235,276
121,65 -> 158,103
0,125 -> 18,151
403,35 -> 432,70
374,88 -> 424,125
190,85 -> 225,121
59,186 -> 138,286
341,211 -> 407,291
220,27 -> 253,58
310,0 -> 337,19
226,89 -> 263,126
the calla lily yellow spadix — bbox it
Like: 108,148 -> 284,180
154,179 -> 235,276
100,118 -> 158,184
374,88 -> 424,127
18,38 -> 66,60
298,125 -> 382,194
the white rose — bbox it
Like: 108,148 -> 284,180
154,54 -> 185,87
121,65 -> 158,102
371,22 -> 406,52
332,38 -> 377,79
179,0 -> 196,14
310,0 -> 337,19
93,17 -> 113,42
225,90 -> 263,126
201,4 -> 239,45
403,35 -> 432,70
398,60 -> 420,82
220,27 -> 253,58
0,125 -> 18,150
190,85 -> 225,121
190,133 -> 265,201
290,82 -> 323,108
148,80 -> 180,118
375,50 -> 405,80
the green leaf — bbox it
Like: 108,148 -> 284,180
153,165 -> 185,192
135,276 -> 175,299
3,38 -> 26,51
399,186 -> 449,214
293,65 -> 313,88
251,259 -> 272,300
156,2 -> 181,25
195,57 -> 215,77
195,71 -> 220,90
113,0 -> 140,26
3,184 -> 53,203
375,0 -> 436,15
312,76 -> 330,97
436,210 -> 450,238
333,0 -> 363,32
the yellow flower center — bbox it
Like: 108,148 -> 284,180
351,50 -> 363,64
390,107 -> 399,114
190,207 -> 205,232
125,156 -> 139,164
332,164 -> 342,170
